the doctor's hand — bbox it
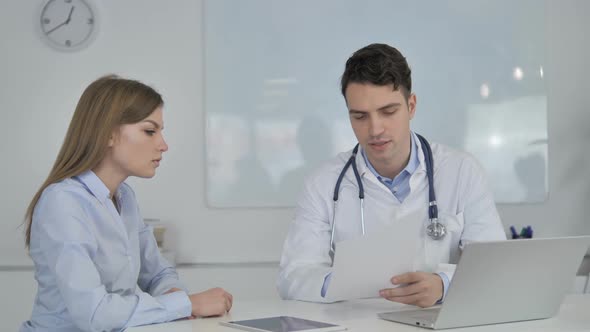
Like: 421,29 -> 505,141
189,287 -> 233,317
379,272 -> 443,308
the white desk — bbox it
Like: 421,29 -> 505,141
128,294 -> 590,331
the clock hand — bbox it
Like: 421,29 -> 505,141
46,6 -> 75,35
46,20 -> 67,35
65,6 -> 75,24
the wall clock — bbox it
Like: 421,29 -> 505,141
39,0 -> 98,52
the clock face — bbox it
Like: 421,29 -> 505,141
39,0 -> 97,51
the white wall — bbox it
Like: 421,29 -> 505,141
0,0 -> 589,329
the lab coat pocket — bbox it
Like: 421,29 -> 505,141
423,211 -> 464,270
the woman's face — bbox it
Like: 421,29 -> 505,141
109,106 -> 168,178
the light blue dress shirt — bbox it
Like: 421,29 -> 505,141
21,170 -> 191,332
361,132 -> 419,203
322,133 -> 449,301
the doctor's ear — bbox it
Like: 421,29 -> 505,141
408,94 -> 417,119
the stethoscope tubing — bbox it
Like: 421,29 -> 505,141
330,134 -> 446,258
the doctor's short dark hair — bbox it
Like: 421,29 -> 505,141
340,43 -> 412,100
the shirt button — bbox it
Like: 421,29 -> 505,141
127,256 -> 132,262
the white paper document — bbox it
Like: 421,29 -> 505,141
325,211 -> 422,301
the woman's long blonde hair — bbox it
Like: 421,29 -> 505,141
24,75 -> 163,248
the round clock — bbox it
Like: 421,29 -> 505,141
38,0 -> 98,52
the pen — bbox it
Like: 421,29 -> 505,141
510,226 -> 519,239
526,226 -> 533,239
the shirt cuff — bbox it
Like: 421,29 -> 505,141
155,291 -> 192,320
151,280 -> 190,296
321,273 -> 332,298
436,272 -> 450,304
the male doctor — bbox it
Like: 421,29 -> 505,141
277,43 -> 506,307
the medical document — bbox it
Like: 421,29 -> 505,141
325,211 -> 422,301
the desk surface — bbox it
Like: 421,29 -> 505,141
128,294 -> 590,331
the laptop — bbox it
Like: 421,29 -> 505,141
378,236 -> 590,329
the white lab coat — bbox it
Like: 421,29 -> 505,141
277,135 -> 506,302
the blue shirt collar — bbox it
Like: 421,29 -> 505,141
362,131 -> 419,181
75,170 -> 117,203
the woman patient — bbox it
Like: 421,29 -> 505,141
21,75 -> 232,331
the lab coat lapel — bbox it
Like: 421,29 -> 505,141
354,146 -> 392,195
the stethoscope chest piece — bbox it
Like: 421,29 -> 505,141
426,219 -> 447,240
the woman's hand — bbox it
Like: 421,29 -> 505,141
189,287 -> 233,317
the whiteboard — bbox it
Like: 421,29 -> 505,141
204,0 -> 548,207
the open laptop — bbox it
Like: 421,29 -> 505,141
378,236 -> 590,329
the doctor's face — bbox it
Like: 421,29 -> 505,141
345,83 -> 416,171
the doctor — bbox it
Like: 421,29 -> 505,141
277,43 -> 506,307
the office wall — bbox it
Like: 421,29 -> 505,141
1,0 -> 588,268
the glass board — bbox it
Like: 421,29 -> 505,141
204,0 -> 547,207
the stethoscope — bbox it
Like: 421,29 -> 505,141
329,134 -> 446,260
